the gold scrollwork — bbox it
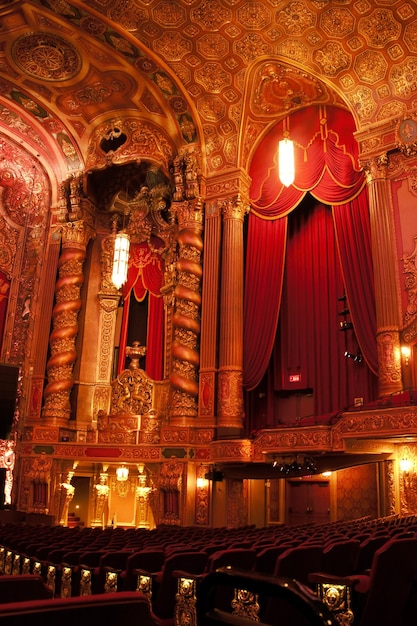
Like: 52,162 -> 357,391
317,583 -> 354,626
231,588 -> 260,621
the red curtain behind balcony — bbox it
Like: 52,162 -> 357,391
119,240 -> 164,380
244,105 -> 378,423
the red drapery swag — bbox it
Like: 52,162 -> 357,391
244,105 -> 378,418
119,240 -> 164,380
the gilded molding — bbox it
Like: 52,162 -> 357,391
97,294 -> 119,383
377,330 -> 402,389
218,369 -> 245,426
210,439 -> 252,463
253,428 -> 331,461
332,407 -> 417,451
402,235 -> 417,332
86,117 -> 175,172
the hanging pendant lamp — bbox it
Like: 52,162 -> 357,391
278,134 -> 295,187
111,231 -> 130,289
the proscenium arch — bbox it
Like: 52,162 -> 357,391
238,56 -> 360,176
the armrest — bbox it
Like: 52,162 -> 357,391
103,566 -> 122,574
133,568 -> 160,577
172,569 -> 206,582
308,572 -> 361,586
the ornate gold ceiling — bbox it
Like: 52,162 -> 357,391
0,0 -> 415,183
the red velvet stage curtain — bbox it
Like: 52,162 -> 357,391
0,271 -> 10,352
333,194 -> 378,375
243,217 -> 287,391
244,105 -> 378,425
118,240 -> 164,380
275,200 -> 377,417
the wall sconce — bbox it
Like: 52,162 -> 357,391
112,231 -> 130,290
196,477 -> 208,489
116,464 -> 129,482
399,458 -> 412,473
401,345 -> 411,366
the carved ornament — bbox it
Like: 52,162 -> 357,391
396,114 -> 417,157
86,117 -> 175,172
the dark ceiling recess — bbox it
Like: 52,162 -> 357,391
216,453 -> 392,480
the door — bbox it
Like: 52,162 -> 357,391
286,480 -> 330,526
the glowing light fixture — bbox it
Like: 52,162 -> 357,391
401,345 -> 411,366
112,231 -> 130,290
400,458 -> 412,473
116,464 -> 129,482
278,132 -> 295,187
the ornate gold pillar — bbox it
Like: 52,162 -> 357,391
42,179 -> 95,424
169,150 -> 204,421
217,194 -> 249,432
198,199 -> 221,424
364,155 -> 403,396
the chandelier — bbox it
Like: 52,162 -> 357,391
111,231 -> 130,289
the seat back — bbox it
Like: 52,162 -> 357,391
358,538 -> 417,626
355,535 -> 390,573
0,591 -> 158,626
152,551 -> 208,619
274,545 -> 323,586
207,548 -> 257,573
254,545 -> 294,576
0,575 -> 53,603
321,540 -> 360,576
197,568 -> 338,626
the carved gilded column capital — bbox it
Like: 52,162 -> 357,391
59,220 -> 96,250
176,198 -> 204,232
361,153 -> 388,183
219,194 -> 250,222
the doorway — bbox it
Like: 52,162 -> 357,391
69,476 -> 91,527
286,479 -> 330,526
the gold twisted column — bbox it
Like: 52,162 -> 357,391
42,220 -> 95,424
363,155 -> 403,396
218,195 -> 248,432
170,200 -> 203,419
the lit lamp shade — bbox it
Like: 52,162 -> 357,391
116,465 -> 129,481
112,232 -> 130,289
278,137 -> 295,187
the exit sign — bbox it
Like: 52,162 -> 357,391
289,373 -> 301,383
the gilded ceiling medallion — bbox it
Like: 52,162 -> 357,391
12,33 -> 81,81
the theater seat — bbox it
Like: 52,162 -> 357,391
0,575 -> 53,603
309,537 -> 417,626
274,545 -> 323,587
138,550 -> 209,622
0,591 -> 158,626
197,568 -> 338,626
